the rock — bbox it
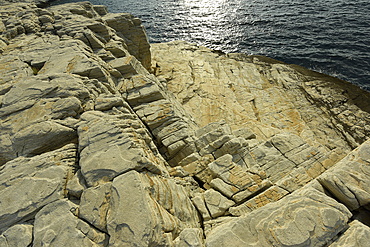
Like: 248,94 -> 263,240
33,199 -> 108,247
93,5 -> 108,16
12,120 -> 77,157
103,13 -> 151,70
192,193 -> 212,221
174,228 -> 204,247
210,178 -> 239,198
229,186 -> 289,216
80,183 -> 112,232
208,154 -> 271,202
0,144 -> 76,232
94,94 -> 124,111
122,74 -> 165,106
317,139 -> 370,210
109,55 -> 149,78
233,127 -> 256,140
151,40 -> 370,158
0,1 -> 369,246
206,187 -> 352,247
66,170 -> 86,198
0,73 -> 102,165
248,133 -> 327,183
168,166 -> 190,177
107,170 -> 200,246
275,167 -> 314,192
0,224 -> 33,247
204,189 -> 234,218
329,220 -> 370,247
78,110 -> 168,186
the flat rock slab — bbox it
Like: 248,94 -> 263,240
33,199 -> 108,247
318,139 -> 370,210
78,110 -> 168,186
329,220 -> 370,247
0,144 -> 76,232
205,187 -> 352,247
107,170 -> 200,247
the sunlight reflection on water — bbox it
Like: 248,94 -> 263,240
52,0 -> 370,90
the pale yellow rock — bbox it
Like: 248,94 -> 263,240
317,139 -> 370,210
1,2 -> 370,247
107,170 -> 200,246
204,189 -> 234,218
151,41 -> 370,158
174,228 -> 205,247
329,220 -> 370,247
0,224 -> 33,247
229,186 -> 289,216
206,187 -> 352,247
33,199 -> 108,247
0,144 -> 76,232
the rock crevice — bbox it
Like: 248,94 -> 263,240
0,1 -> 370,246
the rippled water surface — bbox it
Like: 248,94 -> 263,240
53,0 -> 370,90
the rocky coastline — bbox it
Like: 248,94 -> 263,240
1,1 -> 370,246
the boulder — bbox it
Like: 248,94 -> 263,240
78,110 -> 168,186
79,183 -> 112,232
206,187 -> 352,247
103,13 -> 151,70
33,199 -> 108,247
329,220 -> 370,247
107,170 -> 200,246
0,224 -> 33,247
317,140 -> 370,210
174,228 -> 204,247
0,144 -> 76,232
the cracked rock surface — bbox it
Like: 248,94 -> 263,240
1,0 -> 370,246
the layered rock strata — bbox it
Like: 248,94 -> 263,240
0,1 -> 370,246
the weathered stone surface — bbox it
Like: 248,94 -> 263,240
0,73 -> 102,165
80,183 -> 112,232
0,144 -> 76,232
78,110 -> 168,186
152,40 -> 370,161
94,94 -> 124,111
122,74 -> 165,106
210,178 -> 239,198
206,187 -> 352,247
0,1 -> 370,246
276,167 -> 314,192
329,220 -> 370,247
229,186 -> 289,216
192,193 -> 211,221
12,120 -> 77,157
33,199 -> 108,247
107,170 -> 200,246
66,169 -> 86,198
103,13 -> 151,70
109,55 -> 148,78
174,228 -> 204,247
208,154 -> 270,202
0,224 -> 33,247
317,139 -> 370,210
233,127 -> 257,140
245,132 -> 335,185
204,189 -> 234,218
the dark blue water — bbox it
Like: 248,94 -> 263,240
52,0 -> 370,91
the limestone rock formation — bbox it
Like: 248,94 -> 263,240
0,0 -> 370,246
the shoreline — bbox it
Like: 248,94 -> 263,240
1,1 -> 370,246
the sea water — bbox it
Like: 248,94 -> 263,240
52,0 -> 370,91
